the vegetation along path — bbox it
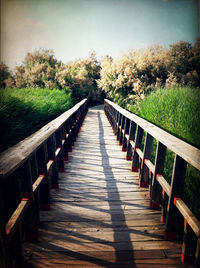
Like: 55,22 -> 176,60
24,105 -> 191,267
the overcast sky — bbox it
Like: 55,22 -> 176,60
1,0 -> 199,70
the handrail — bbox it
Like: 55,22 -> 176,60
105,99 -> 200,171
0,98 -> 88,180
104,99 -> 200,266
0,98 -> 88,268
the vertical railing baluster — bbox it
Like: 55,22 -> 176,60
119,115 -> 125,145
47,134 -> 59,189
36,144 -> 50,211
131,125 -> 143,172
150,142 -> 166,209
164,155 -> 187,240
126,121 -> 136,161
139,133 -> 154,187
18,159 -> 39,242
181,219 -> 196,264
55,128 -> 65,173
195,239 -> 200,267
161,189 -> 168,224
63,125 -> 69,161
0,183 -> 10,268
122,117 -> 130,152
6,171 -> 24,267
116,113 -> 122,141
31,153 -> 40,223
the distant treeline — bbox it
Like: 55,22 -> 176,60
0,39 -> 200,105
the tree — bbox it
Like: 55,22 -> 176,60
0,62 -> 10,88
14,49 -> 59,89
56,52 -> 100,102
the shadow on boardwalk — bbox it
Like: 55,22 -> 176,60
97,111 -> 135,267
24,106 -> 188,267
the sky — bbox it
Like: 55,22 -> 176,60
0,0 -> 199,70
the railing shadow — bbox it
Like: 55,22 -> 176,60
97,111 -> 136,266
25,107 -> 164,267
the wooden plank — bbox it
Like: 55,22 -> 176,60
6,199 -> 29,239
55,148 -> 61,157
175,199 -> 200,237
144,158 -> 155,174
46,159 -> 54,173
24,105 -> 187,267
156,174 -> 171,197
25,249 -> 190,268
25,239 -> 181,252
32,174 -> 45,193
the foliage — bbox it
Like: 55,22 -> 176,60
14,49 -> 60,89
1,40 -> 199,104
56,51 -> 101,102
0,88 -> 73,153
129,86 -> 200,219
97,40 -> 200,105
129,87 -> 200,148
0,62 -> 11,88
2,49 -> 101,103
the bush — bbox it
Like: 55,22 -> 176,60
97,40 -> 200,105
0,62 -> 11,88
14,49 -> 59,89
56,52 -> 101,103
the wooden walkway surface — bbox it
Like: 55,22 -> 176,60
24,105 -> 191,267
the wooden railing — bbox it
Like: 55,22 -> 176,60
0,99 -> 88,268
104,99 -> 200,266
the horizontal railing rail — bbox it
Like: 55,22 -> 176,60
104,99 -> 200,267
0,99 -> 88,268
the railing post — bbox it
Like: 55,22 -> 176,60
119,115 -> 125,145
31,154 -> 40,223
161,189 -> 168,224
55,128 -> 65,172
70,114 -> 76,146
131,125 -> 143,172
150,142 -> 166,209
195,239 -> 200,267
47,134 -> 59,189
65,120 -> 72,153
181,219 -> 196,264
17,159 -> 39,242
164,155 -> 187,240
126,121 -> 136,161
139,133 -> 154,187
36,144 -> 50,211
0,182 -> 10,268
122,117 -> 130,152
4,171 -> 24,267
116,113 -> 122,141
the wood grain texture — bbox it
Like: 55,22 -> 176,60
24,105 -> 189,267
105,99 -> 200,171
0,99 -> 87,180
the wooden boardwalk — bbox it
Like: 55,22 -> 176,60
24,105 -> 191,267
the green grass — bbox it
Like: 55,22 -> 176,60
0,88 -> 73,153
129,86 -> 200,221
129,87 -> 200,148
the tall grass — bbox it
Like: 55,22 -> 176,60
129,87 -> 200,148
0,88 -> 73,153
129,87 -> 200,221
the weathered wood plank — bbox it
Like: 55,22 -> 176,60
0,99 -> 88,180
24,105 -> 188,267
105,99 -> 200,171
